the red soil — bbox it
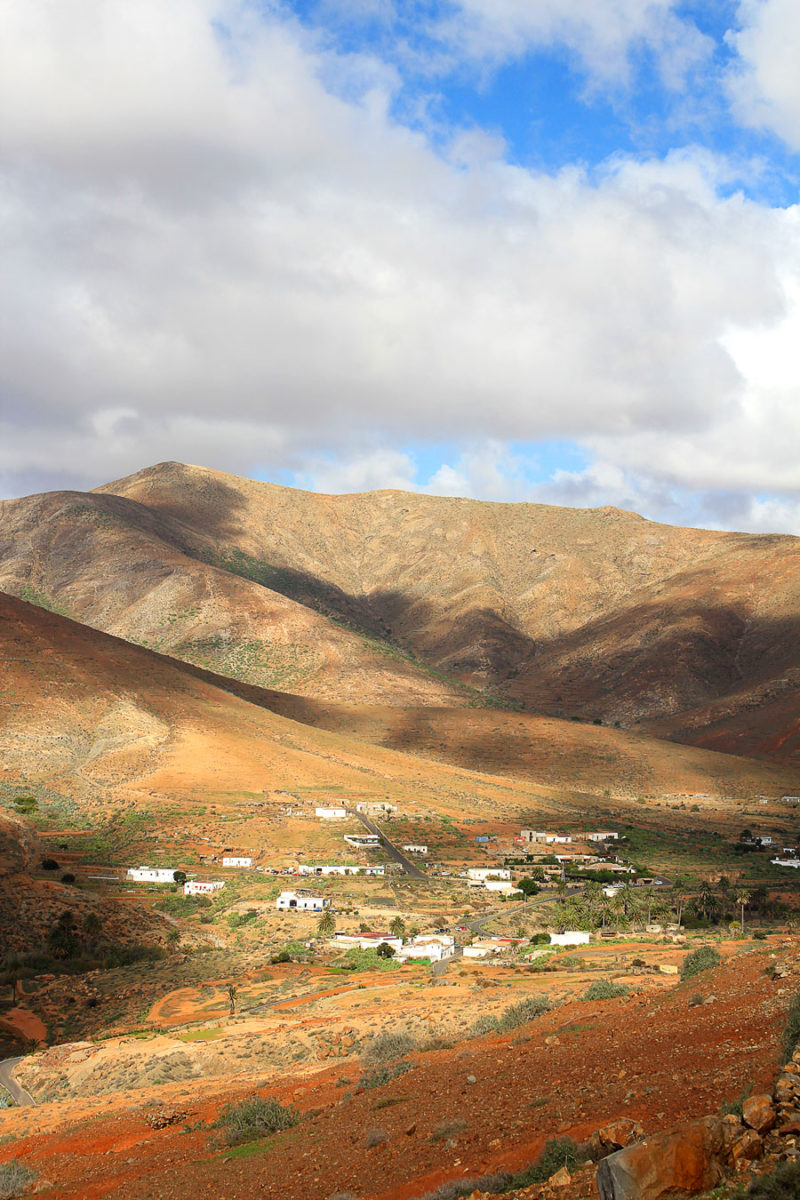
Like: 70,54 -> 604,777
1,946 -> 793,1200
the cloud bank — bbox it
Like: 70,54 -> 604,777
0,0 -> 799,532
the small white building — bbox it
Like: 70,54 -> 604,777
276,890 -> 330,912
222,856 -> 253,868
397,935 -> 455,963
467,867 -> 512,881
462,938 -> 518,958
316,806 -> 347,820
334,932 -> 404,952
402,844 -> 428,854
126,866 -> 179,884
772,857 -> 800,869
184,880 -> 225,896
520,831 -> 573,845
343,833 -> 381,848
603,884 -> 624,897
550,931 -> 591,946
298,864 -> 385,876
586,831 -> 619,843
356,802 -> 397,816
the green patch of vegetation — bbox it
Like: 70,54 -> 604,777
178,1028 -> 224,1043
342,947 -> 401,972
582,979 -> 627,1001
470,993 -> 552,1038
681,946 -> 721,979
736,1160 -> 800,1198
359,1061 -> 412,1090
781,988 -> 800,1064
0,1159 -> 36,1200
213,1096 -> 300,1148
18,584 -> 72,618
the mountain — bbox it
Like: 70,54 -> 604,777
1,591 -> 796,814
1,460 -> 798,759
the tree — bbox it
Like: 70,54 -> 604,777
517,877 -> 540,899
694,880 -> 718,923
389,916 -> 406,938
317,909 -> 336,936
227,984 -> 237,1016
172,870 -> 187,885
639,885 -> 657,926
671,880 -> 687,927
735,888 -> 751,934
376,942 -> 395,958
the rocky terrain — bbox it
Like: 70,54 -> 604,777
0,461 -> 798,756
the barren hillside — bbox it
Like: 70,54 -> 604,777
1,460 -> 798,756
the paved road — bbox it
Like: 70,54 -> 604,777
350,811 -> 426,880
0,1057 -> 36,1107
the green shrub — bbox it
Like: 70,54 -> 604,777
510,1138 -> 582,1187
0,1160 -> 36,1200
583,979 -> 627,1001
213,1096 -> 299,1147
362,1030 -> 415,1064
739,1160 -> 800,1198
681,946 -> 721,979
359,1061 -> 411,1090
471,994 -> 552,1038
529,932 -> 550,944
781,988 -> 800,1064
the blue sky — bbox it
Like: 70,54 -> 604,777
1,0 -> 800,531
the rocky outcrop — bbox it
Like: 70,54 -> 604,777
596,1115 -> 726,1200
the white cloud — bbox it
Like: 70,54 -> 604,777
727,0 -> 800,150
432,0 -> 711,87
0,1 -> 799,534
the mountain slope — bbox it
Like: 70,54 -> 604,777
1,460 -> 799,752
1,592 -> 796,815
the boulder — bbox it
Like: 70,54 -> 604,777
742,1094 -> 776,1134
729,1128 -> 763,1165
549,1166 -> 571,1187
591,1118 -> 646,1159
596,1116 -> 726,1200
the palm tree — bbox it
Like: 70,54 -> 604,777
227,984 -> 237,1016
671,880 -> 687,928
318,909 -> 336,937
695,880 -> 718,923
735,888 -> 751,935
389,916 -> 406,938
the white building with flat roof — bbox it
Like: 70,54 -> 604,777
127,866 -> 178,884
316,806 -> 347,820
396,935 -> 455,963
276,890 -> 330,911
467,867 -> 511,881
334,932 -> 403,952
298,864 -> 384,876
402,844 -> 428,854
222,856 -> 253,868
550,931 -> 591,946
343,833 -> 381,848
184,880 -> 225,896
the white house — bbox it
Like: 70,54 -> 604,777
334,932 -> 404,952
222,856 -> 253,868
276,890 -> 330,912
467,867 -> 511,881
549,931 -> 591,946
402,844 -> 428,854
603,884 -> 624,898
586,831 -> 619,842
772,858 -> 800,869
298,864 -> 385,877
184,880 -> 225,896
127,866 -> 178,884
316,806 -> 347,820
520,831 -> 572,845
343,833 -> 381,848
396,935 -> 455,963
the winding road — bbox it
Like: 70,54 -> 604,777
0,1056 -> 36,1107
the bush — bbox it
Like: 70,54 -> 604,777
511,1138 -> 582,1187
681,946 -> 721,979
739,1160 -> 800,1198
0,1160 -> 36,1200
364,1127 -> 389,1147
362,1030 -> 416,1064
213,1096 -> 300,1147
40,858 -> 58,871
412,1173 -> 513,1200
583,979 -> 627,1001
529,932 -> 550,944
359,1061 -> 411,1090
60,873 -> 76,884
781,988 -> 800,1063
431,1117 -> 468,1141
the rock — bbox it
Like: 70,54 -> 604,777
591,1118 -> 645,1159
596,1115 -> 726,1200
466,1074 -> 477,1084
742,1095 -> 776,1134
550,1166 -> 571,1186
404,1123 -> 416,1136
730,1128 -> 763,1165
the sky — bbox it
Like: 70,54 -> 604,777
1,0 -> 800,532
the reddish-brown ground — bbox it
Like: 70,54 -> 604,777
1,946 -> 793,1200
